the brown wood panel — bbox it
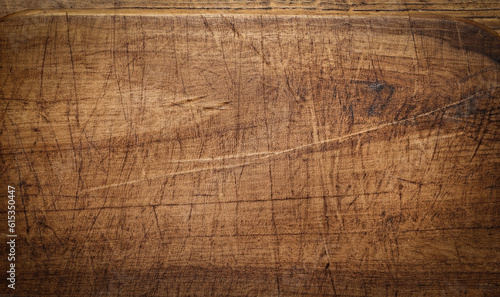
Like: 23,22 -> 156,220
0,1 -> 500,34
0,9 -> 499,296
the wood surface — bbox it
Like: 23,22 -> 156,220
1,9 -> 500,296
1,0 -> 500,35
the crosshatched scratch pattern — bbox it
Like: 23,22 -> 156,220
0,11 -> 499,296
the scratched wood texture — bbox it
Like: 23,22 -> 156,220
1,0 -> 500,35
1,10 -> 500,296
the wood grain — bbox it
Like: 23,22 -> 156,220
1,0 -> 500,35
1,10 -> 499,296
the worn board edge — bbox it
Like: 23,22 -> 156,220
2,8 -> 500,64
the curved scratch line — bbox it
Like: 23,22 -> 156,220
82,90 -> 495,193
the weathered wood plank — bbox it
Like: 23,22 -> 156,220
1,1 -> 500,34
0,10 -> 499,296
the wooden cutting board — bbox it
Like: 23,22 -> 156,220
1,9 -> 499,296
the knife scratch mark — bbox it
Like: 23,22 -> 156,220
168,94 -> 209,106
